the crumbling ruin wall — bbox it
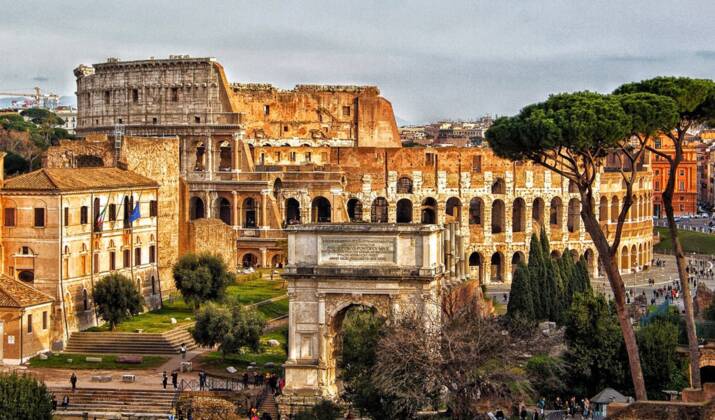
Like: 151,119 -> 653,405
44,136 -> 117,169
188,218 -> 236,271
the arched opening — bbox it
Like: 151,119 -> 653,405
396,199 -> 413,223
512,198 -> 526,232
567,198 -> 581,233
189,196 -> 204,220
286,198 -> 301,225
532,198 -> 545,226
511,251 -> 525,273
491,199 -> 505,233
312,196 -> 331,223
219,141 -> 232,171
490,252 -> 504,282
273,178 -> 283,199
271,254 -> 284,268
620,246 -> 629,270
584,248 -> 595,275
18,270 -> 34,282
243,197 -> 258,228
371,197 -> 389,223
213,197 -> 230,225
421,198 -> 437,224
445,197 -> 462,224
194,142 -> 206,171
469,198 -> 484,226
347,198 -> 362,222
396,176 -> 413,194
611,196 -> 620,223
550,197 -> 562,228
599,196 -> 609,222
492,178 -> 506,194
701,366 -> 715,384
242,253 -> 258,268
468,252 -> 483,283
631,245 -> 637,269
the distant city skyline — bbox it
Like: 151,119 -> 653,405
1,0 -> 714,123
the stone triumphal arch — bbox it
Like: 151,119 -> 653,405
277,224 -> 446,414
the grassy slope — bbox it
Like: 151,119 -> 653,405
654,226 -> 715,255
199,327 -> 287,374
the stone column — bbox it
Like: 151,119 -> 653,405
205,191 -> 213,219
206,136 -> 213,181
260,247 -> 267,268
231,191 -> 238,227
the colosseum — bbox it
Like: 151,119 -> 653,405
59,55 -> 653,286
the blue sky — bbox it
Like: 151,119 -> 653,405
1,0 -> 714,123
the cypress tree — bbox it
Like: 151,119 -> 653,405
528,233 -> 546,319
507,263 -> 535,321
576,256 -> 592,294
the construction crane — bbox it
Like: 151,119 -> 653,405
0,87 -> 60,109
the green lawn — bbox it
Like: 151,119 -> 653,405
226,275 -> 286,305
89,274 -> 288,333
654,227 -> 715,255
256,297 -> 289,320
198,327 -> 287,375
28,353 -> 168,369
86,298 -> 193,333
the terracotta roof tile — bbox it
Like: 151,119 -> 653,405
0,275 -> 54,308
3,168 -> 158,192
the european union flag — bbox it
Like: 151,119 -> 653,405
128,203 -> 141,223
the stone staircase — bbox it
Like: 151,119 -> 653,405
64,326 -> 198,355
258,389 -> 280,419
50,387 -> 176,418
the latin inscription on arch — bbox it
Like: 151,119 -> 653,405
319,236 -> 395,265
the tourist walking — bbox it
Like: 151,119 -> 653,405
61,395 -> 70,409
180,343 -> 187,359
70,372 -> 77,391
162,371 -> 168,389
171,370 -> 178,389
198,370 -> 206,390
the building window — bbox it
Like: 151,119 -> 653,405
149,245 -> 156,264
655,181 -> 660,191
680,169 -> 685,177
118,118 -> 123,124
4,208 -> 15,227
134,248 -> 142,266
123,249 -> 130,268
289,152 -> 296,162
679,181 -> 685,192
194,116 -> 201,124
34,208 -> 45,227
274,151 -> 281,162
655,169 -> 660,176
42,311 -> 47,330
152,117 -> 158,124
104,91 -> 110,105
342,106 -> 351,117
263,104 -> 270,116
80,206 -> 88,224
132,89 -> 139,103
426,152 -> 436,166
283,125 -> 288,132
109,204 -> 116,221
171,87 -> 178,102
27,314 -> 32,333
110,251 -> 116,271
149,200 -> 158,217
21,246 -> 30,255
93,253 -> 100,274
305,152 -> 311,162
64,207 -> 69,226
654,138 -> 661,148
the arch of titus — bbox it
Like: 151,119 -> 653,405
277,223 -> 445,414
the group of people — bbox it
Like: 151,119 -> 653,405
242,370 -> 284,394
162,370 -> 180,389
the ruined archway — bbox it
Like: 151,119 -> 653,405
76,155 -> 104,168
421,197 -> 437,224
491,199 -> 505,234
550,197 -> 562,228
511,251 -> 525,273
611,196 -> 620,222
371,197 -> 389,223
468,252 -> 483,283
567,198 -> 581,233
490,252 -> 504,282
469,197 -> 483,226
242,253 -> 259,268
216,197 -> 231,225
396,176 -> 413,194
492,178 -> 506,194
512,198 -> 526,232
312,196 -> 331,223
347,198 -> 362,222
396,199 -> 413,223
445,197 -> 462,224
189,196 -> 204,220
532,197 -> 545,227
599,196 -> 609,222
243,197 -> 258,228
286,198 -> 301,225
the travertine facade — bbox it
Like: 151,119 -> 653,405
65,56 -> 653,287
278,224 -> 444,413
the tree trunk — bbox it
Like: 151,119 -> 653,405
662,156 -> 701,389
581,210 -> 648,400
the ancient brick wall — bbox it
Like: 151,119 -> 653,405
187,218 -> 236,271
120,136 -> 181,294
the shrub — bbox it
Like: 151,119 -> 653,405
93,273 -> 144,330
0,372 -> 53,419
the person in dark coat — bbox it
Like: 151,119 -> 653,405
171,370 -> 179,389
69,372 -> 77,391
